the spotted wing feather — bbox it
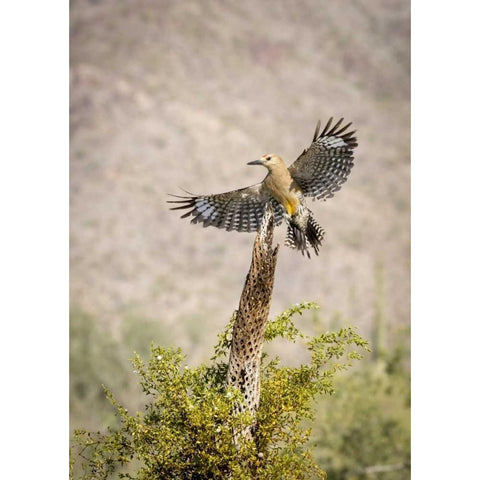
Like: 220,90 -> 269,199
168,183 -> 284,233
288,117 -> 357,200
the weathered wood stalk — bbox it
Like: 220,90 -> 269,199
225,205 -> 279,440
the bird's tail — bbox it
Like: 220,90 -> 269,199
285,209 -> 325,258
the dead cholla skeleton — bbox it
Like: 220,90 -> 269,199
168,117 -> 357,257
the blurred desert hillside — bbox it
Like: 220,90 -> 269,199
70,0 -> 410,364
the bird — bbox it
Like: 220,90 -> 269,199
168,117 -> 357,257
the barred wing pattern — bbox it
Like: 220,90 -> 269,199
168,184 -> 284,233
288,117 -> 357,200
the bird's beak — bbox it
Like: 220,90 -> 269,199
247,159 -> 264,166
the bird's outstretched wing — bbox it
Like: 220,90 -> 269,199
167,184 -> 284,232
288,117 -> 357,200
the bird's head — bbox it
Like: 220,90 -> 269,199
247,154 -> 284,170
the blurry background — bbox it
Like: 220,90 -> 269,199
70,0 -> 410,477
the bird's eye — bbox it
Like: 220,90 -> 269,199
266,156 -> 271,161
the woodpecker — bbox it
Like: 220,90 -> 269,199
168,117 -> 357,257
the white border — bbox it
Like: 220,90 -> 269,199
412,1 -> 480,478
1,2 -> 68,477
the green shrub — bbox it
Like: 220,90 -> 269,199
71,302 -> 369,479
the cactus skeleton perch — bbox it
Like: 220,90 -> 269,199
226,204 -> 279,441
168,117 -> 357,257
